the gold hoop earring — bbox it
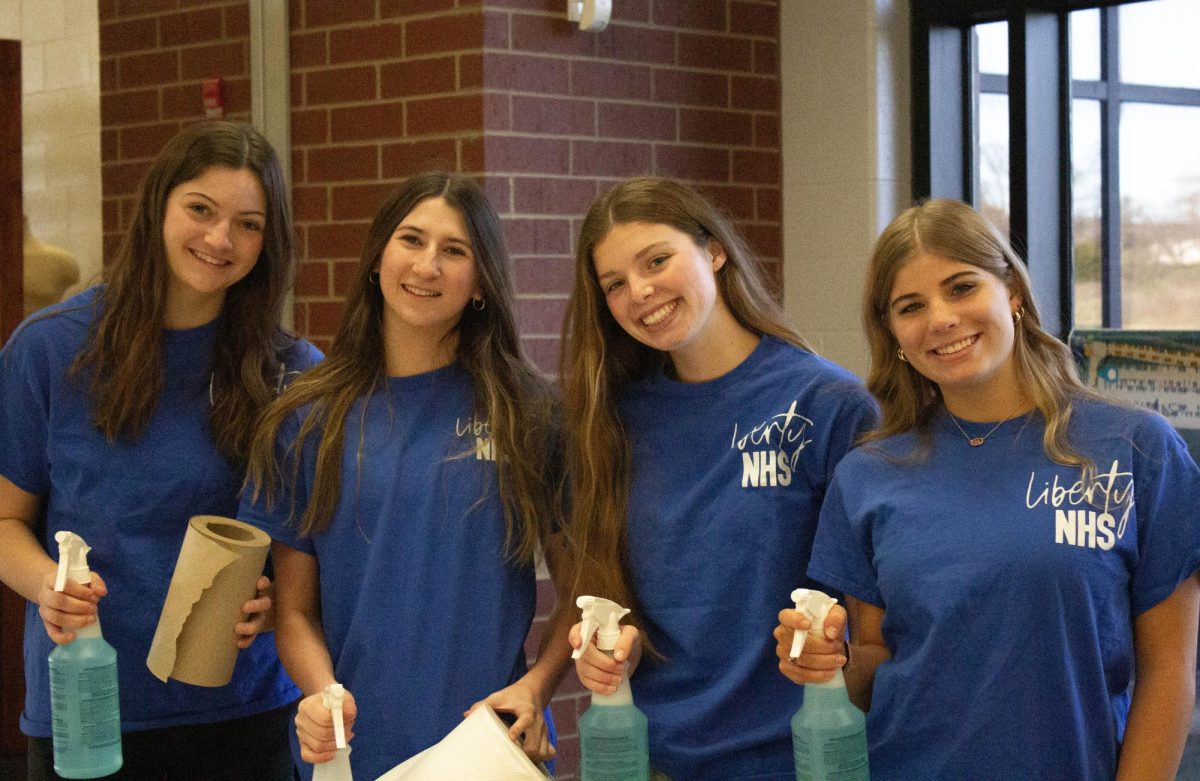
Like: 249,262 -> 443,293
897,348 -> 907,363
1013,307 -> 1024,324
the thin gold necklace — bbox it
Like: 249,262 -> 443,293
946,411 -> 1017,447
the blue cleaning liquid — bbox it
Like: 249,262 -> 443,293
579,699 -> 649,780
579,671 -> 649,781
49,622 -> 123,779
791,669 -> 869,781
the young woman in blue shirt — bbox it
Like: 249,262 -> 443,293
0,121 -> 321,779
778,199 -> 1199,780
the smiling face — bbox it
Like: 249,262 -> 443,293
887,250 -> 1024,415
592,221 -> 732,362
377,196 -> 481,349
161,165 -> 266,327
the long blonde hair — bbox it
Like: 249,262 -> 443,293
862,198 -> 1092,464
560,177 -> 809,638
246,173 -> 557,564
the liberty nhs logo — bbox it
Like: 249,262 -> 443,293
730,400 -> 813,488
455,415 -> 495,461
1026,460 -> 1135,551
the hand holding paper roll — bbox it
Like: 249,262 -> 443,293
234,575 -> 274,649
146,515 -> 272,686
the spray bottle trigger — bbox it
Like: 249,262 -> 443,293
53,531 -> 91,592
788,588 -> 838,661
322,683 -> 347,749
573,596 -> 597,660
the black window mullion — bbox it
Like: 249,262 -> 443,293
1008,5 -> 1073,338
914,22 -> 974,202
1100,5 -> 1122,327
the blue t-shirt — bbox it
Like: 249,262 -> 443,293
239,363 -> 540,781
0,287 -> 323,736
618,336 -> 877,780
809,401 -> 1200,780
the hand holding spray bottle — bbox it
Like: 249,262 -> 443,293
788,588 -> 869,781
574,596 -> 649,781
312,682 -> 353,781
48,532 -> 123,779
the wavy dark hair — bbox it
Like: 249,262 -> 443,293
247,173 -> 557,565
71,120 -> 294,465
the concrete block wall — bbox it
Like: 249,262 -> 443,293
3,0 -> 103,296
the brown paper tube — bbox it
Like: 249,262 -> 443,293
146,515 -> 271,687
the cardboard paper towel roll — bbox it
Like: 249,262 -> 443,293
147,515 -> 271,687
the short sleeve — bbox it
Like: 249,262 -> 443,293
807,463 -> 886,607
238,410 -> 315,554
0,325 -> 55,495
825,383 -> 880,477
1128,415 -> 1200,615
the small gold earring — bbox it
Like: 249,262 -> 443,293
1013,307 -> 1024,324
897,348 -> 907,363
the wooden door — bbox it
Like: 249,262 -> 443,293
0,37 -> 26,757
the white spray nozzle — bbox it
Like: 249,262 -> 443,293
53,531 -> 92,592
788,588 -> 838,661
573,595 -> 630,658
322,683 -> 347,749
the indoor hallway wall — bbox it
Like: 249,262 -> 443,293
97,3 -> 783,778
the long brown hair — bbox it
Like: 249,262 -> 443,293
862,198 -> 1093,464
559,177 -> 810,638
246,173 -> 556,564
72,120 -> 294,465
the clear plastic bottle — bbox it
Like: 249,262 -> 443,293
789,589 -> 869,781
575,596 -> 650,781
49,532 -> 123,778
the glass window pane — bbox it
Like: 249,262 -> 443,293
1071,99 -> 1102,329
975,22 -> 1008,76
1070,9 -> 1101,82
1119,103 -> 1200,328
1120,0 -> 1200,89
978,92 -> 1010,237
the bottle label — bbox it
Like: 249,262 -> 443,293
581,734 -> 645,780
50,661 -> 121,750
793,731 -> 869,781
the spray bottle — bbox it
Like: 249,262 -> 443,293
312,682 -> 353,781
574,596 -> 649,781
788,588 -> 869,781
48,532 -> 122,779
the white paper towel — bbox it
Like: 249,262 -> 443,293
375,705 -> 550,780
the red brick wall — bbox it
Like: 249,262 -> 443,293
288,0 -> 493,352
99,0 -> 252,264
99,2 -> 780,777
484,4 -> 781,770
483,0 -> 781,375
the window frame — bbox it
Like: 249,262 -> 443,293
911,0 -> 1200,336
